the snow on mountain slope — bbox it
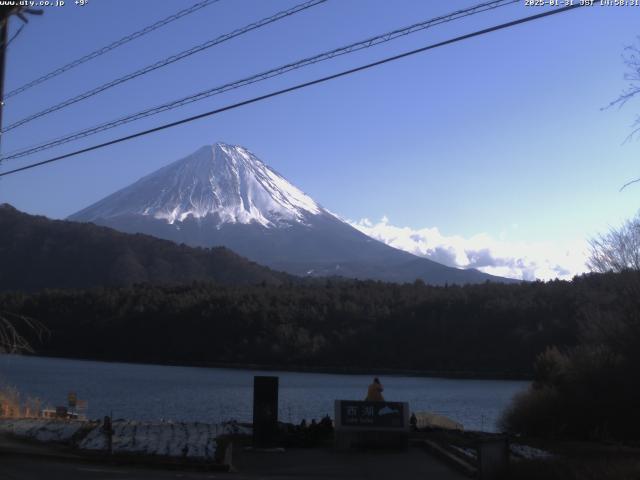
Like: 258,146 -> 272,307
70,142 -> 324,228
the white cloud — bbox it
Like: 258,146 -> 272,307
349,217 -> 589,281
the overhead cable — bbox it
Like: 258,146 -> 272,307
1,0 -> 517,161
1,0 -> 327,133
4,0 -> 223,100
0,3 -> 584,178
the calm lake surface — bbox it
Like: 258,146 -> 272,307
0,355 -> 528,432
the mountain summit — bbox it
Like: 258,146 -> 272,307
70,142 -> 515,285
71,142 -> 325,228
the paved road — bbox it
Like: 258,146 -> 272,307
0,455 -> 223,480
234,446 -> 467,480
0,447 -> 467,480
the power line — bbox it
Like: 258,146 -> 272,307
5,23 -> 24,49
3,0 -> 222,100
1,0 -> 327,133
0,12 -> 9,154
1,0 -> 519,162
0,3 -> 584,179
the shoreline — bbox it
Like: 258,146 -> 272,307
16,353 -> 532,381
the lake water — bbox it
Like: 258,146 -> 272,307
0,355 -> 528,432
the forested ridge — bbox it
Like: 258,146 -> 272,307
2,272 -> 627,378
0,203 -> 288,290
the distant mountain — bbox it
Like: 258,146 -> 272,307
69,142 -> 516,285
0,204 -> 288,291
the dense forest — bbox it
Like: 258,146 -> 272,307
501,269 -> 640,440
0,204 -> 288,290
2,272 -> 627,378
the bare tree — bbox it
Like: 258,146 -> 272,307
588,211 -> 640,273
607,39 -> 640,118
607,38 -> 640,190
0,312 -> 46,354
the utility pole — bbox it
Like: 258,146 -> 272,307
0,8 -> 12,152
0,6 -> 42,154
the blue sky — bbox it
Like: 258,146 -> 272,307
0,0 -> 639,279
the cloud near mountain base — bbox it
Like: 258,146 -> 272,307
349,217 -> 588,281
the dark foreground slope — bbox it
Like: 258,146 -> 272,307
0,204 -> 288,291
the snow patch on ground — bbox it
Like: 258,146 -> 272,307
0,418 -> 248,460
79,420 -> 221,459
446,441 -> 552,463
450,444 -> 477,460
0,418 -> 87,443
510,443 -> 554,460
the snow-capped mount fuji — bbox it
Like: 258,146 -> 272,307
70,142 -> 513,285
72,143 -> 324,228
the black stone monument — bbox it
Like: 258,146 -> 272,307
252,376 -> 279,447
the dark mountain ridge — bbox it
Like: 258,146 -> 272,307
0,203 -> 288,291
